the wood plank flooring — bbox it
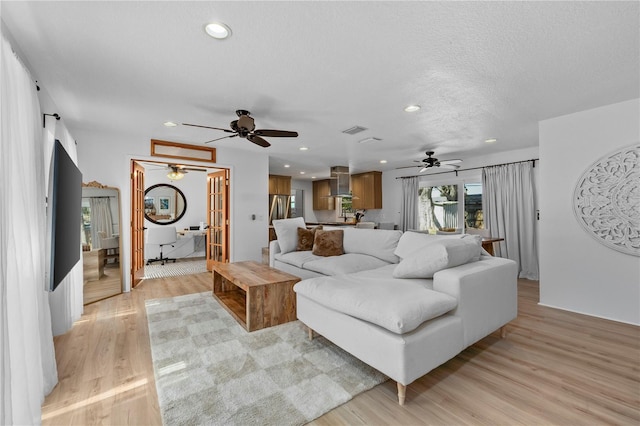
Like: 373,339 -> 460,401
42,276 -> 640,425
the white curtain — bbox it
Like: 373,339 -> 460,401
45,122 -> 83,336
400,176 -> 420,232
482,162 -> 539,280
1,33 -> 58,425
89,197 -> 113,248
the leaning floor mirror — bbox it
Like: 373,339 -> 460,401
81,181 -> 123,304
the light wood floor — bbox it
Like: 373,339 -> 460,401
42,276 -> 640,425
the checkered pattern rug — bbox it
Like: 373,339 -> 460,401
145,292 -> 387,425
143,260 -> 208,279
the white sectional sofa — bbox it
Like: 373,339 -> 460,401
269,218 -> 518,405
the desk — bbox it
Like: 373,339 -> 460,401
145,230 -> 206,260
482,238 -> 504,256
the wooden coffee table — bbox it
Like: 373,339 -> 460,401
212,261 -> 301,332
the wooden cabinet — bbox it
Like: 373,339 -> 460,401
313,179 -> 334,210
269,175 -> 291,195
351,171 -> 382,210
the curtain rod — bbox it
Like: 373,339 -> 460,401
395,158 -> 538,179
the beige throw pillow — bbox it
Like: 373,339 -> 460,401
312,229 -> 344,257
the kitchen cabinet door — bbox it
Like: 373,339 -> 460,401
313,179 -> 334,210
351,171 -> 382,209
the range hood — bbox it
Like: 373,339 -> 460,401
329,166 -> 351,197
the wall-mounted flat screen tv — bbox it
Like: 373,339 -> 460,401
46,140 -> 82,292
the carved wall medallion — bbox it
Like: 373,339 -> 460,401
573,143 -> 640,256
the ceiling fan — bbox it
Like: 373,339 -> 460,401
183,109 -> 298,148
165,164 -> 206,180
398,151 -> 462,172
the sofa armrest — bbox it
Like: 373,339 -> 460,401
433,256 -> 518,347
269,240 -> 281,267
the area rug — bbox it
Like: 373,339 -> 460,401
143,259 -> 208,279
145,292 -> 387,425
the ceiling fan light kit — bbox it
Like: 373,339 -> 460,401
167,170 -> 184,180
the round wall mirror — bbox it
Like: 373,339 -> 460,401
144,184 -> 187,225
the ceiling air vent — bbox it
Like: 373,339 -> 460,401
358,137 -> 382,144
342,126 -> 368,135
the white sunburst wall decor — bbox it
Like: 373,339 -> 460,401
573,143 -> 640,256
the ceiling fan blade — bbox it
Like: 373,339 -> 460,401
204,134 -> 238,144
247,134 -> 271,148
182,167 -> 207,172
182,123 -> 235,133
253,129 -> 298,137
440,159 -> 462,165
419,167 -> 429,173
395,165 -> 421,170
440,163 -> 461,169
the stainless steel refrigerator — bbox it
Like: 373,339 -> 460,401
269,194 -> 291,224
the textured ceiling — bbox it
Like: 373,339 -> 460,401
2,1 -> 638,178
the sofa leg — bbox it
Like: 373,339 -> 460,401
308,327 -> 314,340
500,325 -> 507,338
397,382 -> 406,405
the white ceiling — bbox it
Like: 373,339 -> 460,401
2,1 -> 638,179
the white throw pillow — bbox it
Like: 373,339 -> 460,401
394,231 -> 465,260
393,236 -> 482,278
272,217 -> 306,254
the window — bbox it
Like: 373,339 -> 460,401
417,181 -> 484,232
464,183 -> 484,229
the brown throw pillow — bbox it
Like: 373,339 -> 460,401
296,226 -> 322,251
312,229 -> 344,257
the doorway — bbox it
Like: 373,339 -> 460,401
130,160 -> 230,287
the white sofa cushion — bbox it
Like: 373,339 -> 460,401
393,236 -> 482,279
394,231 -> 466,260
272,217 -> 306,254
304,253 -> 391,276
294,271 -> 458,334
274,250 -> 324,269
342,228 -> 403,263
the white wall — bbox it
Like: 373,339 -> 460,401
290,178 -> 317,223
144,167 -> 207,231
75,129 -> 269,291
539,98 -> 640,325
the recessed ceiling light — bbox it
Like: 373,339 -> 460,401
299,146 -> 308,151
284,164 -> 290,168
311,176 -> 316,179
300,171 -> 305,175
205,22 -> 231,39
485,138 -> 498,143
380,160 -> 387,164
163,121 -> 178,127
404,105 -> 421,112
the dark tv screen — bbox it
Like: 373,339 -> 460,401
48,140 -> 83,292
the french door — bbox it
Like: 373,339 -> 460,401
130,161 -> 145,287
206,169 -> 229,270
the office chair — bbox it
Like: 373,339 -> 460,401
146,226 -> 177,265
